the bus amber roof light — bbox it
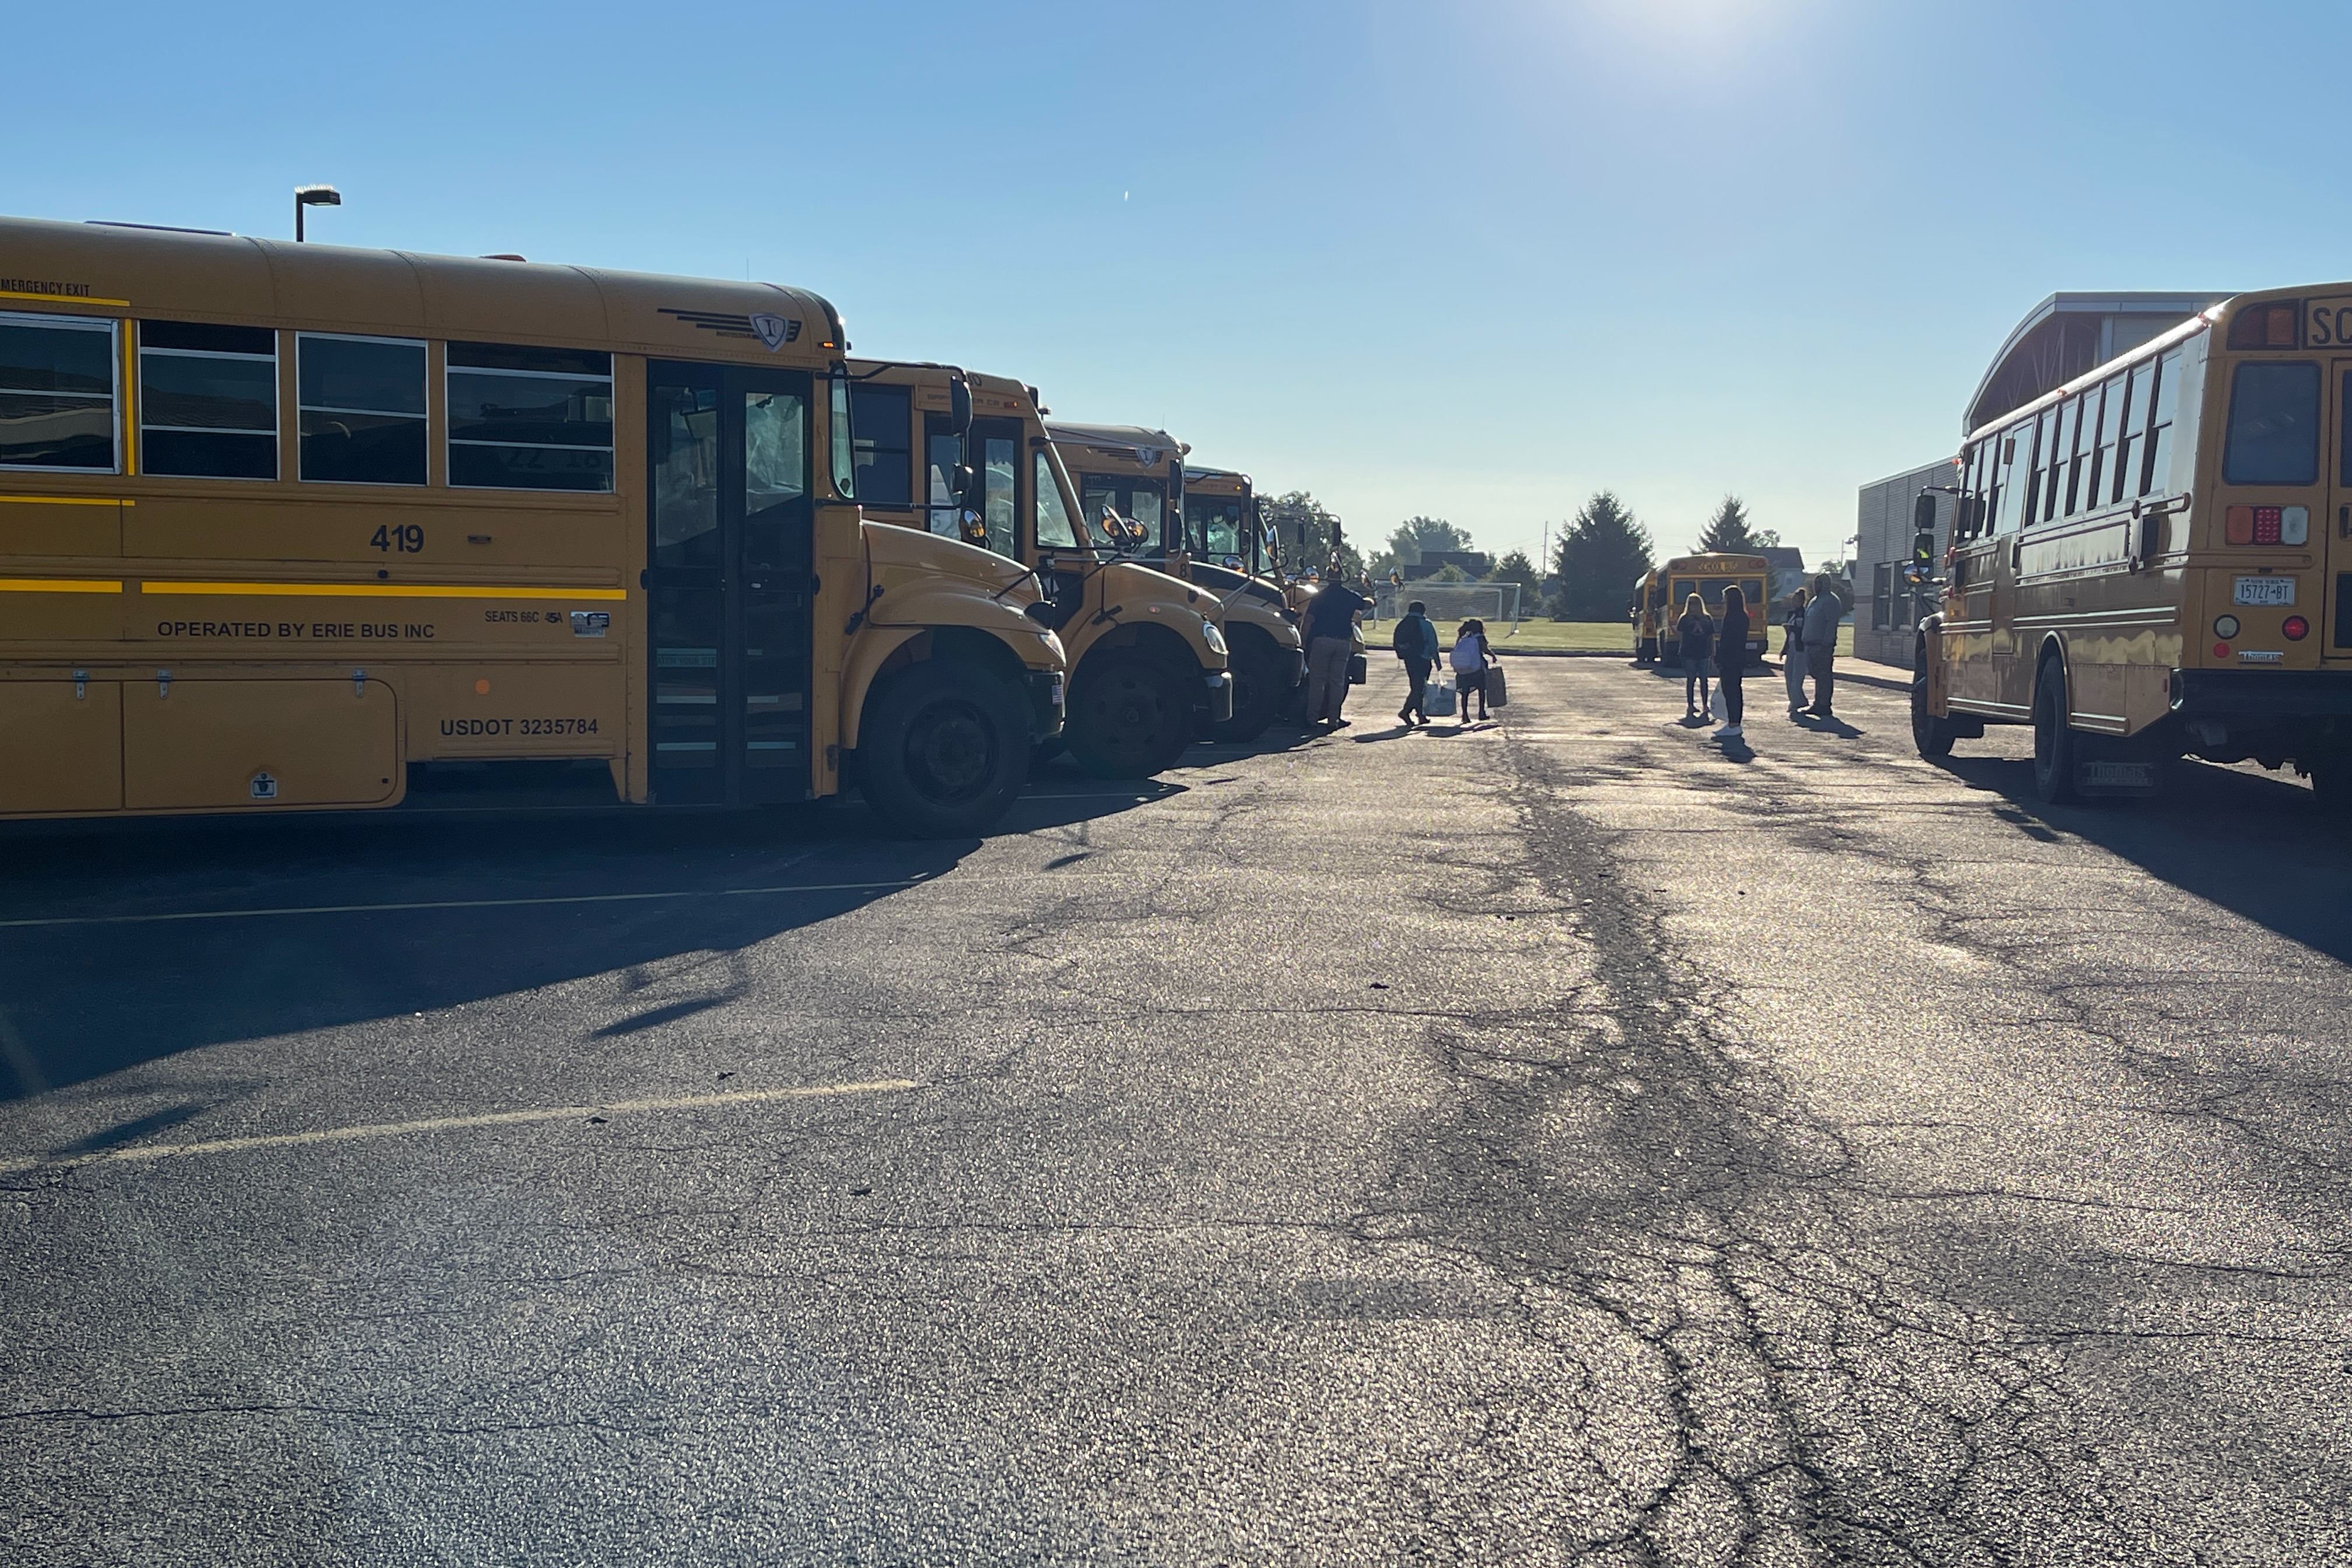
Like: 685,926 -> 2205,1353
2228,301 -> 2300,349
2225,505 -> 2255,546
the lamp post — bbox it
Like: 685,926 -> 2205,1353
294,185 -> 341,242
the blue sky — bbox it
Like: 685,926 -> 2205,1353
11,1 -> 2346,569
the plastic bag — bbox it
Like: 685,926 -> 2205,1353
1708,687 -> 1728,723
1485,665 -> 1508,708
1424,681 -> 1457,718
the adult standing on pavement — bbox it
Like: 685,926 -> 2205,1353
1801,573 -> 1844,718
1303,575 -> 1368,731
1392,598 -> 1438,726
1676,593 -> 1715,719
1713,584 -> 1748,739
1781,588 -> 1810,718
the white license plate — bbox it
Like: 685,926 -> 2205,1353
2233,575 -> 2296,606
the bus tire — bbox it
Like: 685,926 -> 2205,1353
859,662 -> 1031,839
1910,659 -> 1955,759
2031,656 -> 2081,806
1208,636 -> 1283,743
1068,652 -> 1192,778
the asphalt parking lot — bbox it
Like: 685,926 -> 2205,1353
4,657 -> 2348,1566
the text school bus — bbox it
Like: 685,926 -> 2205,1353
0,216 -> 1065,838
843,364 -> 1231,776
1045,424 -> 1303,741
1913,285 -> 2352,806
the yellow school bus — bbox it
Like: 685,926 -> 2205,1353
845,365 -> 1230,775
1172,464 -> 1304,738
0,215 -> 1066,836
1046,424 -> 1303,739
1916,286 -> 2352,804
1654,554 -> 1769,666
1631,567 -> 1665,662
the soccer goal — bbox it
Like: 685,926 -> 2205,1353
1378,580 -> 1521,631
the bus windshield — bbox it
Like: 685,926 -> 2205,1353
1189,495 -> 1248,559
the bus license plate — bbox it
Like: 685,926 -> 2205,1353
2233,576 -> 2295,606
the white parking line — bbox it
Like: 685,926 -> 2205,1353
0,879 -> 928,932
0,1079 -> 921,1174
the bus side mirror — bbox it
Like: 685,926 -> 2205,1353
949,376 -> 973,436
1913,491 -> 1938,533
952,463 -> 974,503
1913,528 -> 1936,569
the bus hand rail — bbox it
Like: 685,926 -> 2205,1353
2127,493 -> 2189,572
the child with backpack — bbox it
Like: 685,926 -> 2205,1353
1451,618 -> 1497,722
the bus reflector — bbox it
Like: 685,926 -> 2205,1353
2215,642 -> 2231,657
2228,302 -> 2301,349
2286,615 -> 2309,640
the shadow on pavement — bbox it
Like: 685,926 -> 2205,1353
1937,751 -> 2352,964
0,776 -> 1168,1101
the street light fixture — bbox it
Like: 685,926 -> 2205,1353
294,185 -> 341,242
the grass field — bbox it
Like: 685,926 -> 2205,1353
1393,620 -> 1860,659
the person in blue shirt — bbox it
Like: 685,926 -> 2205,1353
1390,599 -> 1440,726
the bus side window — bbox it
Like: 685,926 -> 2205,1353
849,384 -> 911,509
2115,360 -> 2154,505
2064,397 -> 2092,519
1035,450 -> 1079,548
2088,374 -> 2125,510
2023,415 -> 2049,525
1994,422 -> 2032,535
2143,349 -> 2181,496
0,312 -> 117,472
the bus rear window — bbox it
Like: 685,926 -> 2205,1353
2222,361 -> 2320,485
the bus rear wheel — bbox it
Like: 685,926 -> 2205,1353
1068,652 -> 1192,778
2031,657 -> 2081,806
860,663 -> 1030,838
1910,660 -> 1955,759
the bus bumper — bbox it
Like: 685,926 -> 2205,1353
1280,648 -> 1305,688
2169,668 -> 2352,717
1196,671 -> 1234,725
1026,668 -> 1066,741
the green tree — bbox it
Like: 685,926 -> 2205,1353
1371,515 -> 1476,577
1485,549 -> 1540,591
1695,494 -> 1770,554
1549,491 -> 1654,621
1259,490 -> 1362,582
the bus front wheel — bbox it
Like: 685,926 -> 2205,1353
1208,638 -> 1284,744
859,663 -> 1030,838
1910,660 -> 1955,759
1068,653 -> 1192,778
2031,657 -> 2081,806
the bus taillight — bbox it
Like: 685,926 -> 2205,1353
2286,615 -> 2309,640
2226,505 -> 2307,545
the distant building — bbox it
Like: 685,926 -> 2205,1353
1854,463 -> 1957,667
1415,550 -> 1491,578
1856,290 -> 2230,670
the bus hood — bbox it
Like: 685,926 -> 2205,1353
864,519 -> 1038,600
